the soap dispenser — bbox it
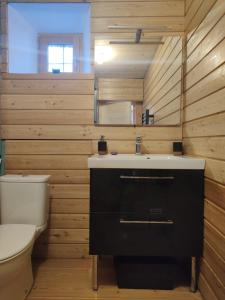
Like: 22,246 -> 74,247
98,136 -> 108,155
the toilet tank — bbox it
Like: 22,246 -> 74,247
0,175 -> 50,227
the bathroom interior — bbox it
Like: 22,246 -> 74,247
0,0 -> 224,300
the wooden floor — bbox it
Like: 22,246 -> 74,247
27,258 -> 203,300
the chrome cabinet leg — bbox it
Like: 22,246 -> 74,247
92,255 -> 98,291
191,257 -> 197,292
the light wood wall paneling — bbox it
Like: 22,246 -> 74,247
200,258 -> 225,300
143,35 -> 182,125
5,140 -> 93,155
0,95 -> 94,110
204,221 -> 225,265
205,200 -> 225,236
199,273 -> 219,300
39,229 -> 89,244
92,140 -> 174,154
185,62 -> 225,106
50,198 -> 89,214
91,17 -> 184,34
98,78 -> 143,102
1,110 -> 93,125
186,0 -> 217,40
49,213 -> 89,229
205,179 -> 225,210
183,112 -> 225,138
183,137 -> 225,161
187,13 -> 225,73
92,2 -> 184,18
1,79 -> 94,95
205,158 -> 225,186
184,87 -> 225,122
33,244 -> 89,259
5,155 -> 89,170
185,38 -> 225,90
184,1 -> 225,299
144,37 -> 182,99
1,124 -> 182,140
186,0 -> 225,57
6,169 -> 90,184
50,184 -> 89,199
203,240 -> 225,287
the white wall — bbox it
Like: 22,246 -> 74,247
8,6 -> 38,73
8,3 -> 91,73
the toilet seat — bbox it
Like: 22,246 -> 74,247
0,224 -> 36,262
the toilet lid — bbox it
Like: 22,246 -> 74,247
0,224 -> 36,261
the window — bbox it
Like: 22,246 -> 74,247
39,34 -> 83,73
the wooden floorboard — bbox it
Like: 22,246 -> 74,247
27,258 -> 202,300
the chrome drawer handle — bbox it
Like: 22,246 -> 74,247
120,219 -> 174,225
120,176 -> 175,180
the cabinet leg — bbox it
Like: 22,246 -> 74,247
190,257 -> 197,292
92,255 -> 98,291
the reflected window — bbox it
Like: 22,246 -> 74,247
39,34 -> 82,73
48,45 -> 73,73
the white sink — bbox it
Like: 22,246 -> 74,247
88,154 -> 205,169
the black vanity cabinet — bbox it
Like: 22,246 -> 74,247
89,168 -> 204,257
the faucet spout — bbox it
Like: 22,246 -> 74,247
135,136 -> 142,155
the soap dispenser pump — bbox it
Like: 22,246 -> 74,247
98,136 -> 108,155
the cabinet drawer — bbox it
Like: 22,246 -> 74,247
90,169 -> 203,214
90,212 -> 203,256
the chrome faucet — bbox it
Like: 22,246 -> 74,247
135,136 -> 142,155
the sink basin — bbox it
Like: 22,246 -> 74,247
88,154 -> 205,169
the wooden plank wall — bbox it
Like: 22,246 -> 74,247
0,73 -> 182,258
98,78 -> 143,102
183,0 -> 225,299
143,35 -> 183,125
91,0 -> 184,41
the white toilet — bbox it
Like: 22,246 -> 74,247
0,175 -> 50,300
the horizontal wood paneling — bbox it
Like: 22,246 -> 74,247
5,155 -> 89,170
184,1 -> 225,298
183,137 -> 225,160
49,213 -> 89,229
50,198 -> 89,214
5,140 -> 92,155
203,240 -> 225,287
6,170 -> 90,184
33,244 -> 89,259
205,158 -> 225,185
200,258 -> 225,300
39,229 -> 89,244
1,110 -> 93,125
50,184 -> 89,199
92,1 -> 184,17
98,78 -> 143,102
91,0 -> 185,45
1,124 -> 182,140
0,60 -> 182,259
199,273 -> 218,300
0,95 -> 94,110
144,36 -> 182,125
1,79 -> 94,95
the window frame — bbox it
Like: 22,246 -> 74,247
38,33 -> 83,73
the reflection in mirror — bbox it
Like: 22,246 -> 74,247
94,34 -> 183,126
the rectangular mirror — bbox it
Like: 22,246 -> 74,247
94,34 -> 183,126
